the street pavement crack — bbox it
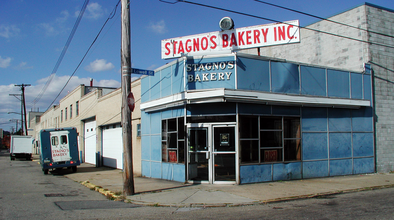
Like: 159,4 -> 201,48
179,190 -> 199,204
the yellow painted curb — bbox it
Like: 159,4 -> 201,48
80,180 -> 124,201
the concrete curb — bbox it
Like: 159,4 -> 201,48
80,181 -> 125,201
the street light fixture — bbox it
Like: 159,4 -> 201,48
8,112 -> 21,115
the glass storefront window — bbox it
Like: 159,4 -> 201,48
260,117 -> 282,129
240,140 -> 259,163
260,131 -> 282,148
240,115 -> 301,164
239,115 -> 258,138
162,117 -> 185,163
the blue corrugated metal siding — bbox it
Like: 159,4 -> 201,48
301,66 -> 326,96
271,62 -> 300,94
329,133 -> 352,158
186,103 -> 236,116
327,69 -> 350,98
363,75 -> 372,101
302,133 -> 328,160
303,161 -> 329,178
140,107 -> 186,182
240,164 -> 272,183
330,159 -> 353,176
351,73 -> 363,99
237,57 -> 270,91
273,163 -> 302,181
172,61 -> 185,95
239,105 -> 374,183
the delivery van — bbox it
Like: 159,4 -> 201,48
39,127 -> 80,174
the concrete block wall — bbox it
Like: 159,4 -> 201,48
367,5 -> 394,173
245,5 -> 369,72
244,4 -> 394,172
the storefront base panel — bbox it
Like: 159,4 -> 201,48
240,164 -> 272,184
354,157 -> 375,174
303,161 -> 329,179
329,159 -> 353,176
240,163 -> 302,184
142,160 -> 151,177
162,162 -> 186,182
273,163 -> 302,181
240,159 -> 375,184
141,160 -> 185,182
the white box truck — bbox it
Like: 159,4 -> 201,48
10,135 -> 33,161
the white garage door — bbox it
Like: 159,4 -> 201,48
84,120 -> 97,165
102,124 -> 123,169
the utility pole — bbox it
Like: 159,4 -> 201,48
15,84 -> 31,135
9,94 -> 23,135
121,0 -> 134,195
9,119 -> 19,134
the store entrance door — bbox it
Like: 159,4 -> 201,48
188,123 -> 236,184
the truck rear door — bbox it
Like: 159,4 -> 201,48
50,131 -> 71,162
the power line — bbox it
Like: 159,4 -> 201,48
32,0 -> 90,109
254,0 -> 394,39
163,0 -> 394,50
46,0 -> 121,111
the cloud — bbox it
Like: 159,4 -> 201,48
83,2 -> 104,20
85,59 -> 115,72
14,62 -> 33,70
56,10 -> 70,23
94,79 -> 122,87
0,24 -> 20,39
38,23 -> 57,36
148,20 -> 168,34
0,56 -> 12,68
38,10 -> 70,36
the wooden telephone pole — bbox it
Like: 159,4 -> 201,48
15,84 -> 31,136
121,0 -> 134,195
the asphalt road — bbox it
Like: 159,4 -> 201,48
1,149 -> 394,219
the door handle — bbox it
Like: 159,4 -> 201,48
206,151 -> 210,160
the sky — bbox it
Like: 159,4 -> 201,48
1,0 -> 393,132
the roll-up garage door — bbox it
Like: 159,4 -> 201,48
102,124 -> 123,169
84,120 -> 97,165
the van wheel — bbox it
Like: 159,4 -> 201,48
72,166 -> 77,173
43,169 -> 48,175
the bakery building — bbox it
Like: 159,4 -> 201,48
138,1 -> 394,184
140,52 -> 373,184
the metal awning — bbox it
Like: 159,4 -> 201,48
140,88 -> 371,112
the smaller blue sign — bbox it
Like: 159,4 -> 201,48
132,68 -> 154,76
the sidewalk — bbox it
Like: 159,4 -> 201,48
64,163 -> 394,207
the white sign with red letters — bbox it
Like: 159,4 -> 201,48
161,20 -> 300,59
